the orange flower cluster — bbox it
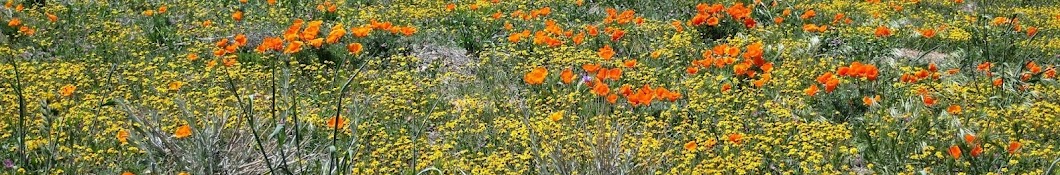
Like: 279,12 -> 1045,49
316,1 -> 338,13
255,19 -> 413,56
603,8 -> 643,25
813,72 -> 840,93
977,61 -> 993,77
900,63 -> 940,83
1020,61 -> 1056,81
836,62 -> 879,80
690,42 -> 773,88
509,7 -> 551,20
507,18 -> 586,46
689,3 -> 755,28
874,26 -> 892,37
527,61 -> 681,107
731,42 -> 774,87
620,84 -> 682,106
808,62 -> 878,95
209,34 -> 248,67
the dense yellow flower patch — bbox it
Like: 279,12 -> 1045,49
0,0 -> 1058,174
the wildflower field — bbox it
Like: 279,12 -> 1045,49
3,0 -> 1060,174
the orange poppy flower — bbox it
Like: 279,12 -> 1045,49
915,69 -> 929,79
721,83 -> 732,92
326,116 -> 346,128
326,24 -> 346,44
977,62 -> 991,72
560,68 -> 575,84
610,29 -> 625,41
370,20 -> 392,30
445,3 -> 455,11
971,145 -> 983,157
572,32 -> 585,45
627,85 -> 656,106
946,68 -> 960,75
816,72 -> 834,84
174,124 -> 192,138
524,67 -> 548,85
308,38 -> 324,48
1045,67 -> 1056,78
918,28 -> 937,38
1027,26 -> 1038,37
619,84 -> 633,97
598,45 -> 615,60
1027,61 -> 1042,74
802,24 -> 819,32
727,133 -> 742,145
591,83 -> 610,96
585,25 -> 599,36
804,85 -> 819,96
963,133 -> 976,143
399,26 -> 417,36
690,14 -> 708,26
60,84 -> 77,97
623,60 -> 637,68
824,79 -> 839,93
46,13 -> 58,22
947,105 -> 961,115
582,63 -> 601,73
232,10 -> 243,21
234,34 -> 248,46
874,26 -> 892,37
753,74 -> 771,88
305,20 -> 326,39
351,26 -> 372,38
117,129 -> 129,144
168,81 -> 184,91
508,32 -> 525,43
671,20 -> 684,32
684,141 -> 697,152
990,17 -> 1010,26
283,19 -> 304,41
491,11 -> 503,19
706,17 -> 720,26
862,95 -> 878,106
686,66 -> 699,74
284,41 -> 304,54
213,48 -> 226,57
831,13 -> 845,24
948,145 -> 961,159
222,56 -> 238,67
1008,141 -> 1021,154
993,78 -> 1003,87
257,37 -> 284,53
800,9 -> 816,20
596,68 -> 622,81
606,94 -> 618,104
187,53 -> 200,61
347,43 -> 363,55
921,94 -> 936,106
549,111 -> 564,122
